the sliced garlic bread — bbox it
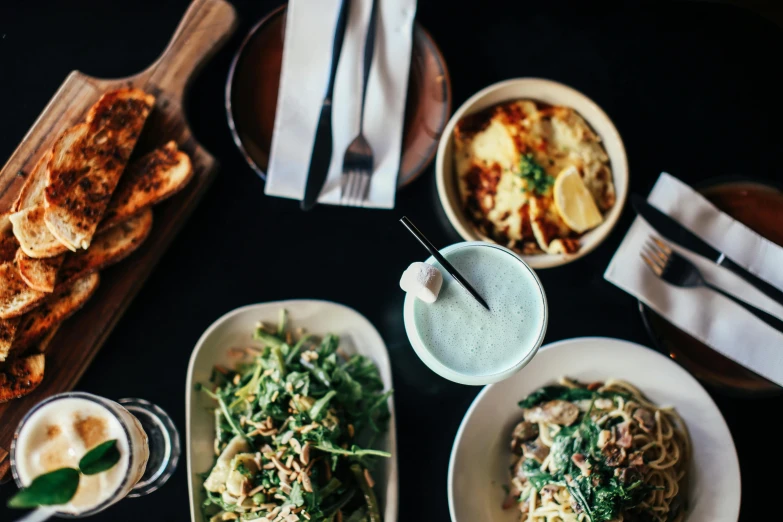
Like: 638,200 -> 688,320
59,209 -> 153,284
44,89 -> 155,250
0,214 -> 19,264
101,141 -> 192,229
32,324 -> 59,354
16,209 -> 152,293
0,353 -> 44,403
11,273 -> 99,353
0,317 -> 21,362
12,150 -> 51,213
15,252 -> 64,293
0,262 -> 45,319
9,206 -> 69,258
12,143 -> 187,260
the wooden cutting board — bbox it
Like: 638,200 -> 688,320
0,0 -> 237,480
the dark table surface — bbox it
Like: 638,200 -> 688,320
1,1 -> 782,521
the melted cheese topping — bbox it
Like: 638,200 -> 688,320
453,100 -> 614,255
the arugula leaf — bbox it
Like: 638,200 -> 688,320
309,390 -> 337,421
7,468 -> 80,508
289,481 -> 305,507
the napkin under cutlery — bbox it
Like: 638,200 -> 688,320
605,173 -> 783,386
265,0 -> 416,209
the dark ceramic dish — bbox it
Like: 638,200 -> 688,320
639,179 -> 783,397
226,5 -> 452,187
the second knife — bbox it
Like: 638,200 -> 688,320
631,193 -> 783,306
301,0 -> 351,211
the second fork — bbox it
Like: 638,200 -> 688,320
340,0 -> 378,206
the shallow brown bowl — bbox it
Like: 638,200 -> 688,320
226,5 -> 451,187
640,179 -> 783,397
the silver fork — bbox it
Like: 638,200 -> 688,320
341,0 -> 378,206
641,236 -> 783,333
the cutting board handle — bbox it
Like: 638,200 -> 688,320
144,0 -> 237,99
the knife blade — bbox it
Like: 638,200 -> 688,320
301,0 -> 351,211
631,193 -> 783,305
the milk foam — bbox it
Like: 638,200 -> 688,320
14,396 -> 148,514
411,244 -> 545,377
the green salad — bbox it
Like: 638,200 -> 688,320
198,310 -> 392,522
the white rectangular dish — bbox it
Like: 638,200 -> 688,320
186,300 -> 398,521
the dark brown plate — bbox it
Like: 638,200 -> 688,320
226,5 -> 451,187
640,180 -> 783,396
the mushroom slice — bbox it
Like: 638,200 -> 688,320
524,399 -> 580,426
633,408 -> 656,433
614,421 -> 633,449
510,420 -> 539,454
0,354 -> 44,402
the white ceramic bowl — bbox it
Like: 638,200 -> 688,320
186,300 -> 398,522
448,337 -> 740,522
435,78 -> 629,269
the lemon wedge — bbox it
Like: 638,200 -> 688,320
553,166 -> 603,233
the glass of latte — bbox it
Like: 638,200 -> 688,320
10,392 -> 179,517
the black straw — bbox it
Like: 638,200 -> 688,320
400,216 -> 491,311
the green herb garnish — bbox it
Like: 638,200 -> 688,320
518,153 -> 554,195
78,439 -> 121,475
8,439 -> 121,509
7,468 -> 80,508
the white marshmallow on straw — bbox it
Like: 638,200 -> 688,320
400,262 -> 443,303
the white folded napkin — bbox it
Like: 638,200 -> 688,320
605,173 -> 783,386
265,0 -> 416,209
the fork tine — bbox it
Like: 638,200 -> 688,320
645,239 -> 669,264
642,244 -> 665,269
651,236 -> 672,254
356,173 -> 370,204
343,171 -> 358,205
640,252 -> 663,276
349,171 -> 362,205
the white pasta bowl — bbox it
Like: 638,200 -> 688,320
435,78 -> 629,269
186,300 -> 398,522
448,337 -> 740,522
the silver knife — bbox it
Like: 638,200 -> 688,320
631,193 -> 783,305
301,0 -> 351,211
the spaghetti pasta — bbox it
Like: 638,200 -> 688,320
505,378 -> 690,522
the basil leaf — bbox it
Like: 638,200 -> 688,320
7,468 -> 80,508
78,439 -> 120,475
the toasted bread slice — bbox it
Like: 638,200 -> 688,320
44,89 -> 155,250
15,251 -> 64,293
16,209 -> 152,293
12,151 -> 51,213
11,143 -> 186,260
0,214 -> 19,264
0,262 -> 45,319
9,206 -> 70,259
0,353 -> 44,402
101,142 -> 192,229
32,324 -> 60,354
11,273 -> 99,353
59,209 -> 152,283
0,317 -> 21,362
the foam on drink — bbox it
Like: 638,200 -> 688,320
14,396 -> 149,514
404,242 -> 547,384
